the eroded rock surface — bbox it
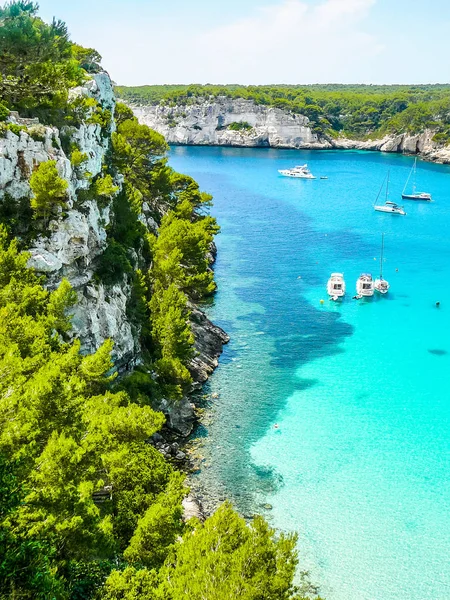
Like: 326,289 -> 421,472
132,98 -> 450,163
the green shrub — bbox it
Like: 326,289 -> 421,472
71,148 -> 89,168
228,121 -> 252,131
29,160 -> 68,223
0,102 -> 10,122
7,123 -> 26,136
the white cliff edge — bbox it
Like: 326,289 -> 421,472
131,98 -> 450,163
0,75 -> 229,437
0,72 -> 136,367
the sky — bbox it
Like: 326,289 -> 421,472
36,0 -> 450,86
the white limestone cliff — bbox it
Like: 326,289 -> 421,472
132,98 -> 450,163
132,98 -> 320,148
0,72 -> 138,367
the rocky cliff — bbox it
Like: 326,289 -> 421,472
132,97 -> 450,163
132,98 -> 320,148
0,72 -> 228,436
0,73 -> 136,363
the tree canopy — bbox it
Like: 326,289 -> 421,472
0,1 -> 101,114
116,83 -> 450,141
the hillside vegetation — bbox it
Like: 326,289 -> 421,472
116,83 -> 450,141
0,3 -> 318,599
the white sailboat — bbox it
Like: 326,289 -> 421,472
374,233 -> 390,294
327,272 -> 346,300
355,273 -> 374,297
374,171 -> 406,216
402,158 -> 431,201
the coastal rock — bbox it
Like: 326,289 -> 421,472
189,306 -> 230,383
156,396 -> 197,437
1,73 -> 229,441
131,98 -> 450,163
132,97 -> 321,148
70,281 -> 137,367
182,494 -> 205,521
0,72 -> 140,369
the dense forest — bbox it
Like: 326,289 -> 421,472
116,83 -> 450,141
0,2 -> 316,599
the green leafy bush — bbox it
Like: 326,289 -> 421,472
228,121 -> 253,131
7,122 -> 25,136
0,102 -> 9,121
29,159 -> 68,223
0,2 -> 85,114
71,148 -> 89,168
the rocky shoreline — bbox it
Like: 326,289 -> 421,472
130,97 -> 450,164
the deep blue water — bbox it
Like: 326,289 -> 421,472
169,146 -> 450,600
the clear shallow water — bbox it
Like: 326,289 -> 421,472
169,147 -> 450,600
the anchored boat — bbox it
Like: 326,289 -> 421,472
402,158 -> 431,201
356,273 -> 374,297
327,272 -> 346,300
278,164 -> 316,179
374,171 -> 406,215
374,233 -> 390,294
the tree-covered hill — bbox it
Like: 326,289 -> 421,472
116,83 -> 450,141
0,3 -> 319,599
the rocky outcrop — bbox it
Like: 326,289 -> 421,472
131,98 -> 450,163
132,98 -> 320,148
0,74 -> 229,438
0,73 -> 140,368
189,306 -> 230,383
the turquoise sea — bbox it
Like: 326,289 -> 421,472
169,146 -> 450,600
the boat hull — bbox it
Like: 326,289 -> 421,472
374,206 -> 406,215
327,273 -> 345,299
356,288 -> 374,297
374,279 -> 389,294
401,193 -> 431,201
356,275 -> 374,297
278,170 -> 316,179
327,287 -> 345,298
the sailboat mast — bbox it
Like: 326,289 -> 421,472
380,233 -> 384,279
412,157 -> 417,194
385,171 -> 390,203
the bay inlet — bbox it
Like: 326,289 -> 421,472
169,146 -> 450,600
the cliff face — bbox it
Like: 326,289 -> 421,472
132,98 -> 450,163
0,73 -> 228,436
132,98 -> 320,148
0,73 -> 137,365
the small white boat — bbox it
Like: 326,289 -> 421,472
402,158 -> 431,201
374,233 -> 390,294
327,272 -> 346,300
374,171 -> 406,215
356,273 -> 374,297
278,164 -> 316,179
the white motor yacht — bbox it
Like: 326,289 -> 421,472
327,273 -> 346,300
278,164 -> 316,179
374,233 -> 390,294
356,273 -> 374,297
